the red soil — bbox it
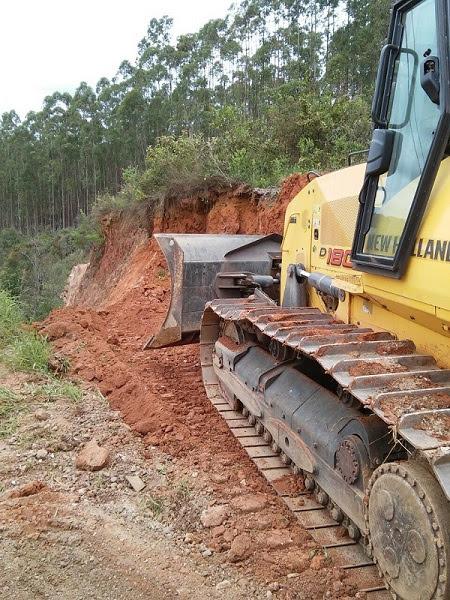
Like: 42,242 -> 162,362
41,177 -> 310,452
37,175 -> 360,597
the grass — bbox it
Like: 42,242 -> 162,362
0,290 -> 23,347
4,331 -> 51,373
0,289 -> 84,445
0,289 -> 52,373
28,378 -> 83,403
0,386 -> 23,439
175,478 -> 191,502
143,495 -> 165,518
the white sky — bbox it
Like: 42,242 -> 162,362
0,0 -> 232,119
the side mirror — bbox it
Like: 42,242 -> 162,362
421,56 -> 440,104
365,128 -> 397,177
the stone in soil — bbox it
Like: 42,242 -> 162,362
216,580 -> 232,590
262,529 -> 293,549
75,439 -> 109,471
6,481 -> 46,499
228,533 -> 252,563
34,409 -> 49,422
200,505 -> 229,528
125,475 -> 146,492
230,493 -> 268,513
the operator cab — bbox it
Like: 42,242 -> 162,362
351,0 -> 450,278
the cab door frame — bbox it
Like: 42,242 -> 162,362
351,0 -> 450,278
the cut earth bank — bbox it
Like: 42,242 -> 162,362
21,175 -> 367,599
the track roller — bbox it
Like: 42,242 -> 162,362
316,490 -> 329,506
263,430 -> 272,444
271,442 -> 281,454
255,421 -> 264,435
304,476 -> 315,491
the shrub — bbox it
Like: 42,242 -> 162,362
140,134 -> 232,201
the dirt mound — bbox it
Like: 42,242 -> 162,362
40,172 -> 310,483
35,173 -> 364,597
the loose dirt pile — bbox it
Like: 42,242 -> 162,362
33,174 -> 364,598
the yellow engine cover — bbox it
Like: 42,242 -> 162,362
281,160 -> 450,368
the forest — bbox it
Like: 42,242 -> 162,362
0,0 -> 389,233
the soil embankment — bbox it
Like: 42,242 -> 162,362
34,175 -> 360,598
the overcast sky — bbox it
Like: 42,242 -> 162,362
0,0 -> 232,119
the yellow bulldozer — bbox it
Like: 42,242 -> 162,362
148,0 -> 450,597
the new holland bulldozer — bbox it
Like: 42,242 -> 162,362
148,0 -> 450,597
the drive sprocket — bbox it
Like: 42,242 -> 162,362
366,461 -> 449,600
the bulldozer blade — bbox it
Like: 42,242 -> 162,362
145,233 -> 281,349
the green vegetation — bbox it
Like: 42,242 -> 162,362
0,290 -> 51,373
0,291 -> 84,438
0,215 -> 102,320
4,332 -> 52,374
144,495 -> 166,518
0,386 -> 23,439
0,0 -> 389,233
28,379 -> 83,403
0,0 -> 390,319
0,289 -> 23,346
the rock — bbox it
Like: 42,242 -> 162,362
36,449 -> 48,460
7,481 -> 46,498
75,439 -> 109,472
266,591 -> 273,599
263,530 -> 293,550
228,533 -> 252,563
216,580 -> 232,591
125,475 -> 146,492
133,419 -> 159,435
310,554 -> 329,570
223,529 -> 236,543
287,572 -> 300,579
332,581 -> 344,593
34,409 -> 49,422
211,525 -> 225,538
42,322 -> 70,340
200,505 -> 228,528
184,532 -> 194,544
202,549 -> 213,557
230,493 -> 268,513
211,473 -> 229,484
268,582 -> 280,592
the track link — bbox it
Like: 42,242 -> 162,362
202,298 -> 450,440
200,296 -> 450,598
208,393 -> 390,598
